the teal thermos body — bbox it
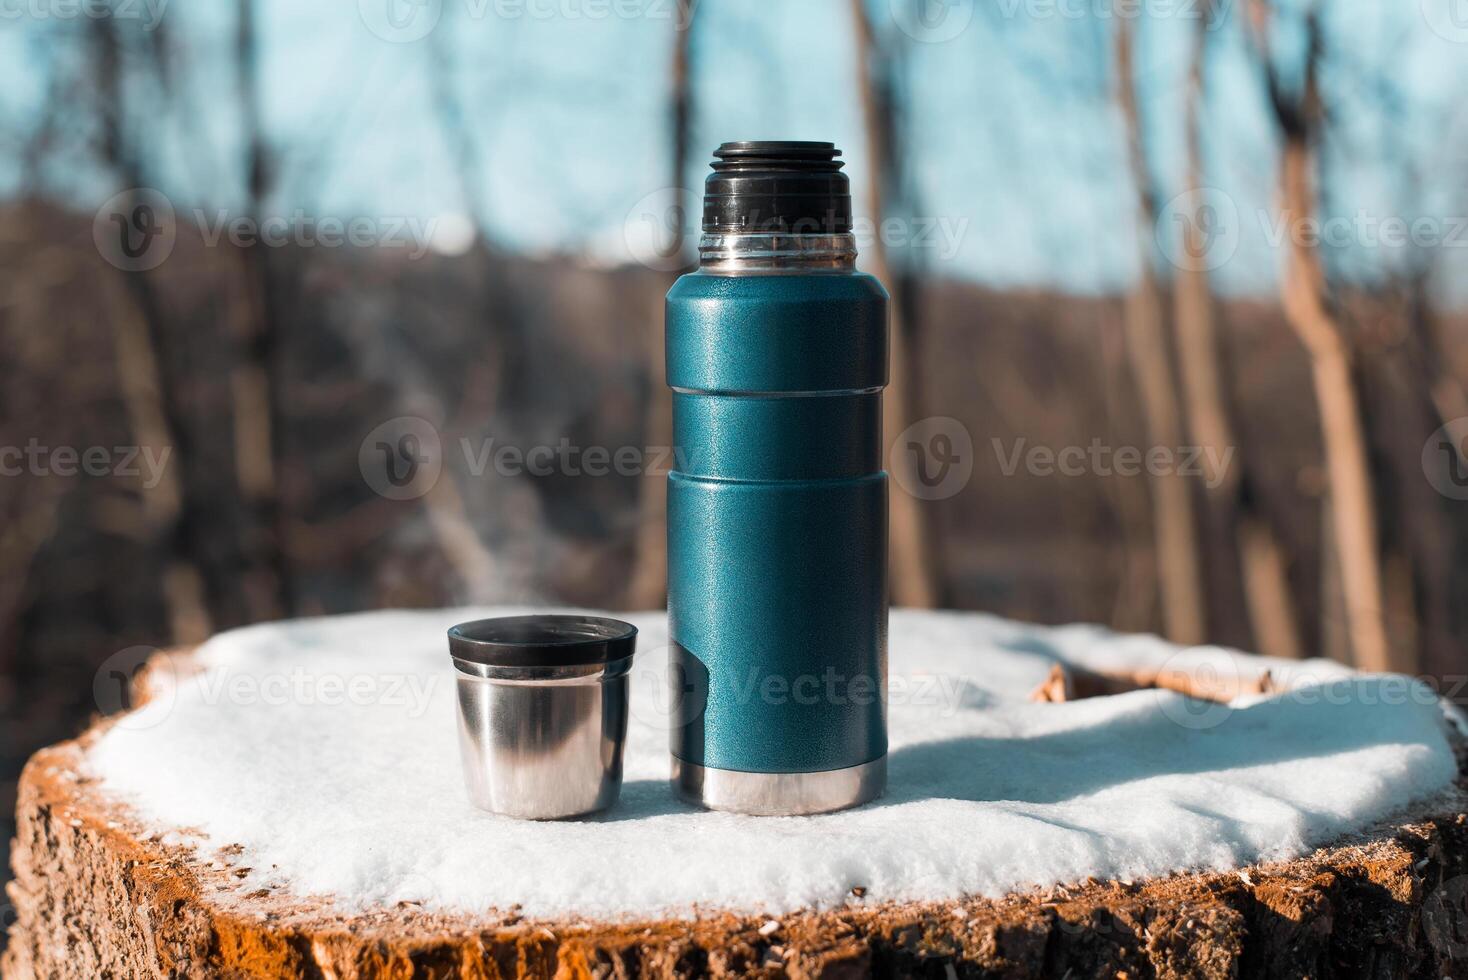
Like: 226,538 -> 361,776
666,141 -> 888,815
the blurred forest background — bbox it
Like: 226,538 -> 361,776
3,0 -> 1468,918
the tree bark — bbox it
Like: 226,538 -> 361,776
232,0 -> 293,621
1246,5 -> 1397,671
90,15 -> 217,643
624,0 -> 696,610
850,0 -> 940,609
7,727 -> 1465,978
1115,19 -> 1207,645
1171,5 -> 1301,658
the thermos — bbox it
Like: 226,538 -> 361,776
666,141 -> 888,815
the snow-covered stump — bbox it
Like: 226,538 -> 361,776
6,609 -> 1468,978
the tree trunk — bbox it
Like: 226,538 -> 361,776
624,0 -> 696,610
1244,3 -> 1397,672
1115,19 -> 1207,645
90,15 -> 216,643
1171,5 -> 1301,658
1278,149 -> 1392,671
850,0 -> 939,609
232,0 -> 293,621
8,724 -> 1465,978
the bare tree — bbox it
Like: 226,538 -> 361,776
1114,17 -> 1207,644
89,13 -> 215,642
1171,1 -> 1301,657
625,0 -> 698,610
1245,2 -> 1397,671
1337,51 -> 1468,679
230,0 -> 293,620
851,0 -> 939,608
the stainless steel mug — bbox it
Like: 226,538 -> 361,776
449,615 -> 636,819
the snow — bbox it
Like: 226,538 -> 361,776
85,608 -> 1458,920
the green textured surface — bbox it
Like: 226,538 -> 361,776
666,270 -> 889,774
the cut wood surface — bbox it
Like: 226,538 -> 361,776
6,736 -> 1468,979
7,614 -> 1467,978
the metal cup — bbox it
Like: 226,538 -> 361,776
448,615 -> 637,820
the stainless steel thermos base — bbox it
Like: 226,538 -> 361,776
671,756 -> 886,816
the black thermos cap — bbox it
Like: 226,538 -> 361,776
701,141 -> 853,235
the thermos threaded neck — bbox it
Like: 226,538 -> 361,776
699,140 -> 857,272
701,141 -> 854,236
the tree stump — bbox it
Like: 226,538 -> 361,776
6,610 -> 1467,978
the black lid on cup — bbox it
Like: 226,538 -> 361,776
448,615 -> 638,668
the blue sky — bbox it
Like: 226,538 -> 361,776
3,0 -> 1467,297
